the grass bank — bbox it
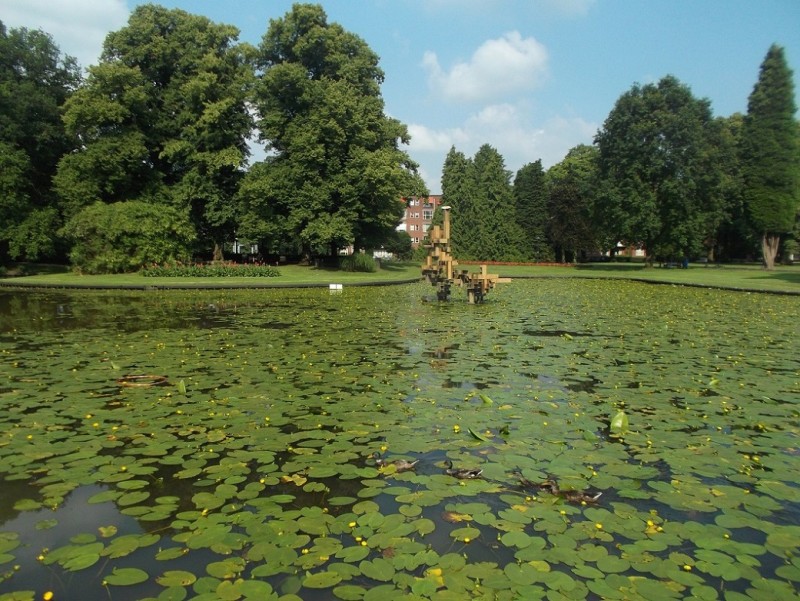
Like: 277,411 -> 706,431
1,261 -> 798,294
0,261 -> 422,289
491,262 -> 800,294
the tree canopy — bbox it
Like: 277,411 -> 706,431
1,9 -> 795,273
239,3 -> 425,259
547,144 -> 600,262
0,21 -> 80,261
595,75 -> 726,262
54,4 -> 253,261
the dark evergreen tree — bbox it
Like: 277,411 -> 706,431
440,147 -> 476,259
741,44 -> 799,269
472,144 -> 525,261
514,160 -> 552,261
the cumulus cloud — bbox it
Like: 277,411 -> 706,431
422,31 -> 548,103
0,0 -> 129,69
407,103 -> 596,192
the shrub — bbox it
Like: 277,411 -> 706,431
62,201 -> 195,274
141,262 -> 280,277
339,253 -> 377,272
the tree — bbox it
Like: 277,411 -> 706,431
0,22 -> 80,262
595,76 -> 726,264
54,5 -> 253,266
440,146 -> 476,258
472,144 -> 525,261
741,44 -> 799,269
546,144 -> 600,262
383,230 -> 413,260
514,160 -> 552,261
241,3 -> 424,260
62,201 -> 195,274
705,114 -> 749,261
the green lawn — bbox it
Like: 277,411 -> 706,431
491,262 -> 800,294
1,260 -> 799,294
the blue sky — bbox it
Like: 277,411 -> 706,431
2,0 -> 798,193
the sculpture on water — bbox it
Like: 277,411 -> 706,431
421,206 -> 507,303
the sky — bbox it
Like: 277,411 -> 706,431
2,0 -> 799,194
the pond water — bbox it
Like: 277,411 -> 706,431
0,279 -> 798,601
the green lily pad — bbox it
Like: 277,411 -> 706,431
104,567 -> 149,586
303,571 -> 343,588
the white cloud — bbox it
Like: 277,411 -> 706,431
0,0 -> 129,69
423,31 -> 548,103
407,104 -> 596,192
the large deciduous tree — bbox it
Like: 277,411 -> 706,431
0,22 -> 80,262
741,44 -> 799,269
54,5 -> 253,267
595,76 -> 725,264
514,160 -> 553,261
241,3 -> 424,260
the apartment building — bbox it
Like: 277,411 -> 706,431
398,195 -> 442,248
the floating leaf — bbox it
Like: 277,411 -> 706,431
104,567 -> 149,586
610,410 -> 629,435
467,427 -> 490,441
156,570 -> 197,587
303,571 -> 343,589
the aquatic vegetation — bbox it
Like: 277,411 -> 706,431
0,280 -> 798,600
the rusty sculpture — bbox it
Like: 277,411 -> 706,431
421,206 -> 507,303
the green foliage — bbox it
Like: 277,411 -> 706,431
0,23 -> 79,261
62,201 -> 196,274
54,6 -> 253,257
547,144 -> 601,261
741,44 -> 799,268
240,4 -> 422,258
514,160 -> 553,261
382,230 -> 414,260
595,76 -> 726,261
339,253 -> 377,272
441,147 -> 477,258
141,262 -> 280,277
442,145 -> 525,262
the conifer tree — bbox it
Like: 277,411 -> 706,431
741,44 -> 799,269
440,147 -> 476,258
514,160 -> 552,261
472,144 -> 525,261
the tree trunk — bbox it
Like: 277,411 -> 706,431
762,233 -> 780,270
213,242 -> 224,262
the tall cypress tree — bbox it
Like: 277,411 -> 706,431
741,44 -> 799,269
441,146 -> 476,259
514,160 -> 552,261
473,144 -> 524,261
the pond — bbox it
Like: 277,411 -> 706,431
0,279 -> 798,601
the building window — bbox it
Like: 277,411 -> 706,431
411,212 -> 420,219
423,210 -> 433,221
